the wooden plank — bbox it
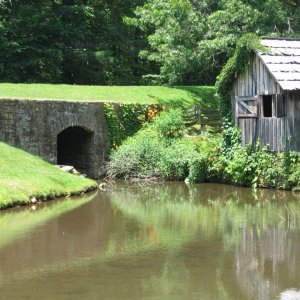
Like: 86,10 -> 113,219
201,110 -> 220,114
260,118 -> 264,147
248,119 -> 252,145
279,118 -> 282,151
293,92 -> 300,151
242,119 -> 246,146
277,119 -> 281,151
280,118 -> 285,151
273,118 -> 277,151
238,99 -> 255,115
201,116 -> 222,120
265,119 -> 269,148
254,118 -> 258,147
282,117 -> 286,150
237,115 -> 258,118
272,119 -> 275,150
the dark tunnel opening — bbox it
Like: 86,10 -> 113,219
57,126 -> 94,176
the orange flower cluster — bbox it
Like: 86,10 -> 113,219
193,137 -> 198,144
147,104 -> 160,119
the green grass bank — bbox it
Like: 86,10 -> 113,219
0,84 -> 215,108
0,142 -> 97,210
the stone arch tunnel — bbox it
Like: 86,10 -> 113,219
0,99 -> 110,178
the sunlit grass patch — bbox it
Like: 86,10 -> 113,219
0,142 -> 97,209
0,84 -> 216,108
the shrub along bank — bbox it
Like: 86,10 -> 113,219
0,142 -> 97,209
107,110 -> 300,191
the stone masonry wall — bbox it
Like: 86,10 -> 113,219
0,99 -> 110,178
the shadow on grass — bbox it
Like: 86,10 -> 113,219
146,94 -> 191,108
174,86 -> 217,109
146,86 -> 217,109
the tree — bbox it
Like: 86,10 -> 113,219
0,0 -> 151,85
126,0 -> 205,85
129,0 -> 300,85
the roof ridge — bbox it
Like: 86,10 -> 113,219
261,37 -> 300,41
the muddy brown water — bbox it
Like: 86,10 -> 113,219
1,182 -> 300,300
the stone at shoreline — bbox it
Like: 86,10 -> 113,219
99,182 -> 107,191
59,165 -> 80,175
30,197 -> 37,204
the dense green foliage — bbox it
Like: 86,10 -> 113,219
107,110 -> 300,191
128,0 -> 300,85
0,0 -> 153,85
215,33 -> 266,112
107,109 -> 206,182
1,1 -> 300,85
153,109 -> 185,140
0,142 -> 96,209
205,121 -> 300,191
104,103 -> 146,149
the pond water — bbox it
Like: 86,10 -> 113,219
1,182 -> 300,300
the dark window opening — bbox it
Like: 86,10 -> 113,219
276,94 -> 286,118
57,126 -> 94,175
263,95 -> 273,117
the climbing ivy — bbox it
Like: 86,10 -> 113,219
104,102 -> 174,151
119,104 -> 146,138
104,103 -> 149,151
104,104 -> 122,149
215,33 -> 268,114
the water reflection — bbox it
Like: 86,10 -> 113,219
109,182 -> 300,300
0,182 -> 300,300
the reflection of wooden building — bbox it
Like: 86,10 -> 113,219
232,38 -> 300,151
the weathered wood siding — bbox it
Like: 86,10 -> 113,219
231,54 -> 292,152
232,55 -> 282,101
286,91 -> 300,151
238,117 -> 286,152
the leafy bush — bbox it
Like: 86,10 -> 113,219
107,128 -> 163,179
154,109 -> 185,140
157,139 -> 206,182
224,145 -> 256,186
254,149 -> 282,188
285,152 -> 300,190
188,154 -> 207,183
288,169 -> 300,191
219,118 -> 241,158
107,111 -> 207,182
106,109 -> 300,191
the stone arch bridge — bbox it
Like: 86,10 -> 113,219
0,99 -> 110,178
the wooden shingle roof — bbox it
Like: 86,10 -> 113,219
258,38 -> 300,90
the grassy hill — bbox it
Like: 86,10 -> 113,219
0,142 -> 97,209
0,84 -> 216,108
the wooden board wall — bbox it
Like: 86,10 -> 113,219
230,54 -> 299,152
238,117 -> 286,152
286,91 -> 300,151
232,54 -> 282,99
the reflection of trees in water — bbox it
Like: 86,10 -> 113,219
3,182 -> 300,299
141,255 -> 191,298
110,182 -> 300,299
236,226 -> 300,300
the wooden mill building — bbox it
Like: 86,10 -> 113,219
232,38 -> 300,152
